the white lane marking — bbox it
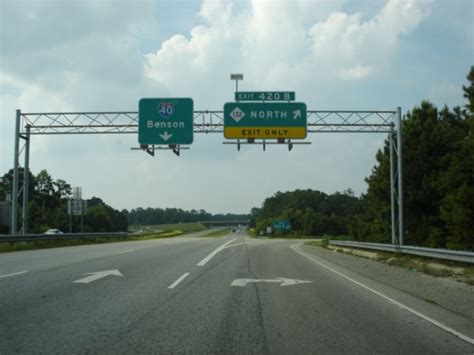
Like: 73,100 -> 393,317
74,269 -> 123,284
0,270 -> 28,279
168,272 -> 190,289
196,238 -> 237,266
291,243 -> 474,346
117,249 -> 135,254
223,242 -> 245,249
231,277 -> 313,287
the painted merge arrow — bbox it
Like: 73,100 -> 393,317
231,277 -> 313,287
159,131 -> 173,141
292,109 -> 302,119
74,269 -> 123,284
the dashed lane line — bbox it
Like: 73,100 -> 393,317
168,272 -> 190,289
0,271 -> 29,279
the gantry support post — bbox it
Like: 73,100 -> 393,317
396,107 -> 404,245
22,125 -> 31,234
11,109 -> 21,234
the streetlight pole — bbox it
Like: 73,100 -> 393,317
230,73 -> 243,93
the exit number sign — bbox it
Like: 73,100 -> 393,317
235,91 -> 295,101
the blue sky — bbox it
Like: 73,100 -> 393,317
1,0 -> 473,214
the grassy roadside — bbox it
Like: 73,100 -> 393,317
0,224 -> 206,253
201,228 -> 231,238
247,228 -> 257,237
305,240 -> 474,286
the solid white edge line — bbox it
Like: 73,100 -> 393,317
196,238 -> 237,266
0,270 -> 28,279
291,243 -> 474,346
167,272 -> 190,289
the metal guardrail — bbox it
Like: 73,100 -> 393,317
0,232 -> 128,243
329,240 -> 474,264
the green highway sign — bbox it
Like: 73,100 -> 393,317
235,91 -> 295,101
272,220 -> 291,232
224,102 -> 307,139
139,98 -> 193,145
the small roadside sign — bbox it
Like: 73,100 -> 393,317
272,220 -> 291,232
139,98 -> 193,145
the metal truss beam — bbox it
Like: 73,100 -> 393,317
19,110 -> 395,135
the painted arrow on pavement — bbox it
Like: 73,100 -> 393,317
74,269 -> 123,284
231,277 -> 312,287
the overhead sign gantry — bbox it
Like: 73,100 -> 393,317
8,75 -> 404,251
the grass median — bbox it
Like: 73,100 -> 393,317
0,225 -> 202,253
200,228 -> 231,238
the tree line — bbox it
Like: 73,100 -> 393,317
350,67 -> 473,250
250,188 -> 364,237
251,67 -> 473,250
0,169 -> 127,234
125,207 -> 249,225
0,169 -> 250,233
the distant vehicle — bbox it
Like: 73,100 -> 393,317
44,229 -> 63,235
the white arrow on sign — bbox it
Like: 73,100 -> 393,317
159,131 -> 173,141
292,109 -> 302,120
74,269 -> 123,284
231,277 -> 312,287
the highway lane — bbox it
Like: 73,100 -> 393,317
0,229 -> 213,276
1,230 -> 473,354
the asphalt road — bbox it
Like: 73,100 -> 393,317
1,230 -> 473,354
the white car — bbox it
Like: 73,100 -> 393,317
44,229 -> 64,235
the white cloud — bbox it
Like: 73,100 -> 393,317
338,65 -> 374,80
145,0 -> 431,89
427,83 -> 463,108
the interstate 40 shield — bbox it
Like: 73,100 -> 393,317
139,98 -> 194,145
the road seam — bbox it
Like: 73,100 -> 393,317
291,243 -> 474,346
196,238 -> 237,266
117,249 -> 135,254
168,272 -> 190,289
0,270 -> 28,279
